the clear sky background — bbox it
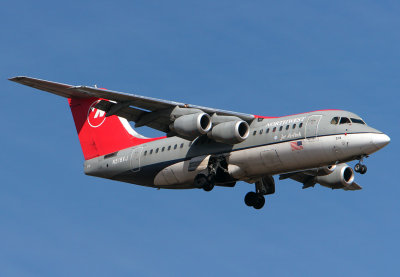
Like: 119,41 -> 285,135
1,1 -> 399,276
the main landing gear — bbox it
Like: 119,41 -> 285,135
354,156 -> 368,175
193,155 -> 230,192
244,192 -> 265,209
244,176 -> 275,210
194,174 -> 215,192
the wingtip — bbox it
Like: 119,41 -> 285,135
8,76 -> 27,82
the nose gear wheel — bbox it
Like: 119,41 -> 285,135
354,155 -> 368,175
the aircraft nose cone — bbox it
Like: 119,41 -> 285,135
373,133 -> 390,149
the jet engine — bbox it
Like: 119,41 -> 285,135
172,113 -> 212,140
208,120 -> 250,144
315,164 -> 355,189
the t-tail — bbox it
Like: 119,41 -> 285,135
69,97 -> 160,160
8,76 -> 160,161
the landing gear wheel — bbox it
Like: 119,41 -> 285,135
244,192 -> 257,206
360,165 -> 367,175
244,192 -> 265,209
194,174 -> 207,188
253,195 -> 265,210
194,174 -> 216,192
354,163 -> 362,173
194,174 -> 214,191
203,182 -> 214,192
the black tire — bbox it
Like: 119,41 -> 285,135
360,165 -> 367,174
354,163 -> 362,173
203,182 -> 214,192
244,192 -> 257,207
194,174 -> 208,188
253,195 -> 265,210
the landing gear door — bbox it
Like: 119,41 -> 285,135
305,115 -> 322,140
188,155 -> 210,172
130,147 -> 143,172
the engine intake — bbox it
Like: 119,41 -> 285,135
172,113 -> 212,139
208,120 -> 249,144
315,164 -> 355,189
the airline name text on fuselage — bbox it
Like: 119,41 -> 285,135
265,117 -> 306,127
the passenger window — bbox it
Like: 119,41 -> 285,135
259,129 -> 263,135
150,149 -> 153,154
168,146 -> 171,150
351,118 -> 365,124
286,125 -> 289,130
162,147 -> 165,152
253,130 -> 257,136
299,123 -> 303,128
273,127 -> 276,132
156,148 -> 159,153
292,124 -> 296,129
266,128 -> 270,134
180,143 -> 184,148
331,117 -> 339,125
144,151 -> 147,156
340,117 -> 351,124
279,126 -> 283,131
174,144 -> 177,149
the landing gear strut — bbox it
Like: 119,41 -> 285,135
354,156 -> 368,175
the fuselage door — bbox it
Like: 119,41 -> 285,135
130,147 -> 143,172
305,115 -> 322,139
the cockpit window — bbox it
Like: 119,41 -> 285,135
339,117 -> 351,124
350,118 -> 365,125
330,117 -> 339,125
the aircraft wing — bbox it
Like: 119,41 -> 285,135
10,76 -> 255,134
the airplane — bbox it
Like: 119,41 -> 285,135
9,76 -> 390,209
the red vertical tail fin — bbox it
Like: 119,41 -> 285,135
68,97 -> 160,160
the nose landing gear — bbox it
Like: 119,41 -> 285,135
354,163 -> 367,174
354,156 -> 368,175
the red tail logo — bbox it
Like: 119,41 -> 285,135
87,100 -> 106,127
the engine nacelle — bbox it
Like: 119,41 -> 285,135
208,120 -> 250,144
315,164 -> 355,189
172,113 -> 212,139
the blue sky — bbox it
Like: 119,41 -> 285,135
1,1 -> 399,276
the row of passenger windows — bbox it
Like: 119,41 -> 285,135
144,143 -> 186,156
330,117 -> 365,125
253,123 -> 303,136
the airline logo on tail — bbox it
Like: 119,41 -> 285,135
87,100 -> 106,128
